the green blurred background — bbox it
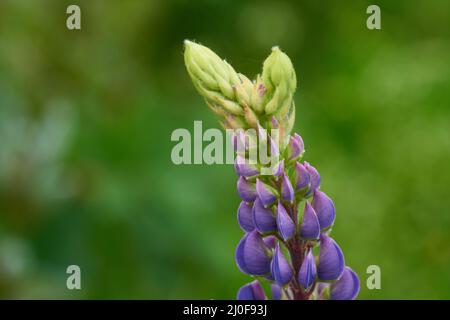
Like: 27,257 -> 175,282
0,0 -> 449,299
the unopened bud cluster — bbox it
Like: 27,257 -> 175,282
184,41 -> 359,300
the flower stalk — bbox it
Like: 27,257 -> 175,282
184,41 -> 360,300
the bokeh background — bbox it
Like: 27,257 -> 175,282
1,0 -> 449,299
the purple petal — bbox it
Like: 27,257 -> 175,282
270,244 -> 293,286
237,280 -> 267,300
263,235 -> 277,249
237,176 -> 257,202
270,116 -> 279,129
272,159 -> 284,177
317,234 -> 345,281
252,198 -> 277,233
295,162 -> 310,191
235,231 -> 271,276
257,123 -> 267,142
330,267 -> 360,300
300,202 -> 320,239
237,201 -> 255,232
232,130 -> 247,153
298,249 -> 317,290
312,190 -> 336,230
271,283 -> 282,300
287,133 -> 305,161
281,173 -> 294,202
235,155 -> 259,177
269,137 -> 280,159
276,201 -> 296,240
256,179 -> 278,207
304,162 -> 320,196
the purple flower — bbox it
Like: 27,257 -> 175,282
317,234 -> 345,281
237,177 -> 257,202
270,244 -> 293,286
252,198 -> 277,233
237,280 -> 267,300
272,159 -> 284,177
263,235 -> 277,249
304,162 -> 320,196
298,249 -> 317,290
287,133 -> 304,161
237,201 -> 255,232
276,201 -> 296,240
269,137 -> 280,159
281,173 -> 294,202
235,231 -> 271,276
295,162 -> 310,191
300,202 -> 320,240
256,179 -> 278,207
270,116 -> 279,129
235,155 -> 259,177
330,267 -> 360,300
312,190 -> 336,230
233,130 -> 249,153
271,283 -> 282,300
257,123 -> 266,138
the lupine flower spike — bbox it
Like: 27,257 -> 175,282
184,41 -> 359,300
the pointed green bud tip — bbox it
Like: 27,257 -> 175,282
184,40 -> 241,115
261,46 -> 297,116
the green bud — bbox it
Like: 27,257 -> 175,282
233,74 -> 252,107
243,105 -> 259,128
184,40 -> 242,115
261,46 -> 297,116
250,75 -> 266,114
184,41 -> 298,134
221,115 -> 246,129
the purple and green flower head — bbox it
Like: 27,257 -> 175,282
184,40 -> 359,300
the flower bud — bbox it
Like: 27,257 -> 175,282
304,162 -> 320,196
235,155 -> 259,177
270,244 -> 293,286
295,162 -> 310,191
264,159 -> 284,178
276,201 -> 296,240
269,137 -> 280,161
233,74 -> 253,107
237,177 -> 257,202
184,40 -> 240,102
237,201 -> 255,232
271,283 -> 283,300
286,133 -> 305,161
221,114 -> 246,130
312,190 -> 336,230
317,234 -> 345,281
270,116 -> 279,129
252,198 -> 277,234
237,280 -> 267,300
235,230 -> 272,276
250,76 -> 266,114
300,202 -> 320,240
232,130 -> 247,153
261,47 -> 296,116
298,249 -> 317,290
281,173 -> 294,202
243,105 -> 259,128
330,267 -> 360,300
256,179 -> 278,207
263,235 -> 277,249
